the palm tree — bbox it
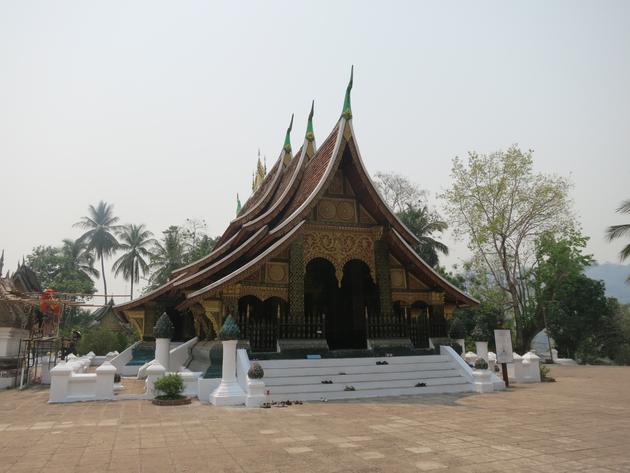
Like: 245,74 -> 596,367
112,224 -> 156,299
607,199 -> 630,281
397,204 -> 449,267
147,226 -> 186,290
60,238 -> 100,280
74,201 -> 121,299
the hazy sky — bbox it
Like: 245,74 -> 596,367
1,1 -> 629,301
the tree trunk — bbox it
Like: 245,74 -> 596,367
130,263 -> 134,300
100,254 -> 107,300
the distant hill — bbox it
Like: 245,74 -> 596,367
585,263 -> 630,304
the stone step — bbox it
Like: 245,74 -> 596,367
266,382 -> 471,402
263,368 -> 460,386
262,361 -> 453,378
266,375 -> 467,395
257,354 -> 448,369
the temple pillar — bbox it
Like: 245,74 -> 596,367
373,239 -> 393,318
428,292 -> 447,339
288,238 -> 305,321
200,299 -> 223,338
190,303 -> 213,340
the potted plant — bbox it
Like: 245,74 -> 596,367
210,313 -> 246,406
154,312 -> 174,371
471,324 -> 489,362
152,373 -> 191,405
246,362 -> 267,407
472,357 -> 493,392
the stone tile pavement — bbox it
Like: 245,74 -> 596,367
1,365 -> 629,472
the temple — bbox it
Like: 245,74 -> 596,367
115,70 -> 477,354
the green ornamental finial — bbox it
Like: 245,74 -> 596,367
341,65 -> 354,120
154,312 -> 174,339
218,314 -> 241,340
305,100 -> 315,142
236,193 -> 241,215
283,114 -> 294,153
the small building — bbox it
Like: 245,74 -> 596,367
89,299 -> 132,334
115,73 -> 478,352
0,257 -> 42,388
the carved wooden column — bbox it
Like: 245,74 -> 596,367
428,292 -> 446,338
287,238 -> 305,338
374,239 -> 393,319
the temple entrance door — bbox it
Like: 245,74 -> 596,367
336,260 -> 375,350
304,258 -> 376,350
304,258 -> 339,346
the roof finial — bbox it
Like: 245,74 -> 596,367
283,114 -> 294,153
0,250 -> 4,276
306,100 -> 315,142
341,65 -> 354,120
236,193 -> 242,215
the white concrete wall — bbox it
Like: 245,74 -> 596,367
49,354 -> 117,403
0,327 -> 29,358
170,337 -> 198,371
110,341 -> 141,376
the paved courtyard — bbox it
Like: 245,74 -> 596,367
1,365 -> 629,473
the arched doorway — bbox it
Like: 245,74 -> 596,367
304,258 -> 377,350
337,259 -> 376,349
304,258 -> 338,344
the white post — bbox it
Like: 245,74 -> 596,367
95,361 -> 117,400
210,340 -> 246,406
49,362 -> 72,403
475,341 -> 489,361
155,338 -> 170,372
146,362 -> 166,398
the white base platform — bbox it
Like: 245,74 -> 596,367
257,354 -> 474,402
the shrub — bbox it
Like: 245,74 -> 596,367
539,364 -> 555,382
153,373 -> 185,400
448,318 -> 466,339
474,358 -> 488,370
76,328 -> 132,355
471,324 -> 490,342
248,362 -> 264,379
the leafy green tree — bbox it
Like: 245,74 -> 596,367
26,244 -> 97,296
374,172 -> 448,267
546,275 -> 614,361
112,224 -> 155,299
606,199 -> 630,281
442,146 -> 573,351
74,201 -> 121,299
26,241 -> 98,329
147,226 -> 187,289
181,219 -> 219,264
76,327 -> 131,355
146,220 -> 218,291
528,231 -> 594,350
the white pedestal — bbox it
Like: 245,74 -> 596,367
155,338 -> 170,372
210,340 -> 245,406
475,341 -> 489,361
246,379 -> 267,407
472,369 -> 494,393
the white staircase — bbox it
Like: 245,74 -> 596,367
258,354 -> 473,402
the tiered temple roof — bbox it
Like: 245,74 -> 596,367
115,70 -> 477,316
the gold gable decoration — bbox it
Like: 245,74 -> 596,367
302,224 -> 383,284
123,309 -> 145,338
